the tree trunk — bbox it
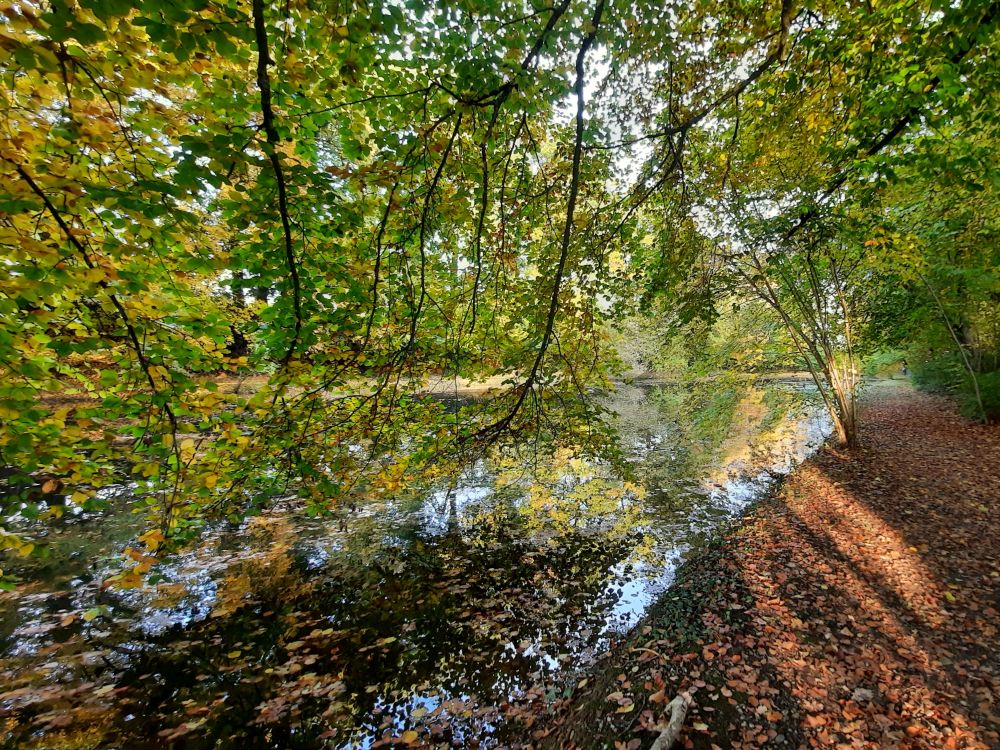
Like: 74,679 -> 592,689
830,380 -> 858,448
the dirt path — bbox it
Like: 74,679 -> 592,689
540,381 -> 1000,749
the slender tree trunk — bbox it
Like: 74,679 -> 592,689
918,271 -> 986,422
226,270 -> 251,360
830,382 -> 857,448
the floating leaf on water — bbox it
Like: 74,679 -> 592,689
82,607 -> 108,622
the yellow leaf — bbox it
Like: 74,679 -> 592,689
138,529 -> 165,551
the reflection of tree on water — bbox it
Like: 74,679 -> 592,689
59,460 -> 645,749
621,377 -> 804,465
0,380 -> 824,749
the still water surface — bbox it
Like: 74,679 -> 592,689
0,378 -> 829,748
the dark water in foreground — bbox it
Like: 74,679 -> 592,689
0,378 -> 829,748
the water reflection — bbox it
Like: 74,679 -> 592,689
0,378 -> 830,748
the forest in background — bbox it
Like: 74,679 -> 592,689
1,0 -> 998,578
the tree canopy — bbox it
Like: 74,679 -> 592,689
2,0 -> 998,571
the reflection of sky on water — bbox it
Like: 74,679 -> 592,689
420,484 -> 493,534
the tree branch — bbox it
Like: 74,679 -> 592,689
9,161 -> 178,435
253,0 -> 303,365
475,0 -> 606,439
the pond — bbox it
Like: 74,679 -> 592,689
0,377 -> 830,749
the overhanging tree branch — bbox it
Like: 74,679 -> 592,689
252,0 -> 303,366
785,1 -> 1000,238
475,0 -> 606,440
9,161 -> 179,436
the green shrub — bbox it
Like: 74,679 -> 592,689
961,370 -> 1000,422
910,355 -> 963,393
863,348 -> 906,377
911,354 -> 1000,422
